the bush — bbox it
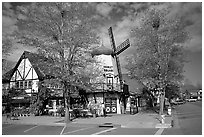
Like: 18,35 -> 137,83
56,107 -> 65,116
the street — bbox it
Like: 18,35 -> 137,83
162,101 -> 202,135
2,123 -> 159,135
2,101 -> 202,135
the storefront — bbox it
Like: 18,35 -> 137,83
105,98 -> 117,113
86,91 -> 123,115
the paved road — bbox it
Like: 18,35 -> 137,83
2,123 -> 159,135
2,124 -> 63,135
2,101 -> 202,135
162,101 -> 202,135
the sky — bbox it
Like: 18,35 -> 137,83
2,1 -> 202,87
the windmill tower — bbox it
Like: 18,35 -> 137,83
91,27 -> 130,91
91,27 -> 130,114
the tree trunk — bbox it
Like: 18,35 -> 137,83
159,87 -> 166,115
64,96 -> 70,124
64,85 -> 71,124
159,94 -> 164,115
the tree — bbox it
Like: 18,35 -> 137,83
165,82 -> 180,103
125,9 -> 188,115
3,87 -> 27,113
15,2 -> 100,123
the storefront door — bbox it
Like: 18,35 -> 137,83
105,98 -> 117,113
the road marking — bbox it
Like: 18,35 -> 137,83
154,128 -> 164,135
62,127 -> 92,135
92,127 -> 117,135
24,125 -> 38,133
60,125 -> 66,135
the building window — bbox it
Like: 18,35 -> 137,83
28,81 -> 32,88
15,81 -> 20,89
14,81 -> 32,89
20,81 -> 24,89
24,81 -> 28,89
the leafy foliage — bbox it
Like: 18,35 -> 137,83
2,88 -> 27,113
165,82 -> 180,100
14,2 -> 102,122
125,9 -> 189,114
126,9 -> 188,90
15,3 -> 100,84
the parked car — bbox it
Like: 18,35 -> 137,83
172,99 -> 185,105
187,98 -> 197,102
186,96 -> 197,102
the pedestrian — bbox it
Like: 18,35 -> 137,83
102,103 -> 106,117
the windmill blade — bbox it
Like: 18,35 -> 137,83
108,27 -> 123,89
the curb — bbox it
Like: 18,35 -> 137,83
155,114 -> 174,128
155,123 -> 172,128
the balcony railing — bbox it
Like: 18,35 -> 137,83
91,83 -> 122,92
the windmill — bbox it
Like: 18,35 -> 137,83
108,27 -> 130,90
91,27 -> 130,91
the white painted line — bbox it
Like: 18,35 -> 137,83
24,125 -> 38,133
154,128 -> 164,135
62,127 -> 92,135
92,127 -> 117,135
60,125 -> 66,135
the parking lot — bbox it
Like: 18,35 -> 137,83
2,123 -> 119,135
2,123 -> 160,135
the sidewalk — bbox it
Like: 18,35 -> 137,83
2,112 -> 173,128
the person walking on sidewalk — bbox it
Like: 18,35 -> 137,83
102,103 -> 106,117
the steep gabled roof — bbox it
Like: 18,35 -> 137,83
122,74 -> 144,95
2,68 -> 15,83
2,51 -> 55,82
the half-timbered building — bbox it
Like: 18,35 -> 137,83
2,51 -> 63,112
3,51 -> 148,116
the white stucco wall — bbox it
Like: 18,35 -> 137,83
96,55 -> 120,86
9,58 -> 39,95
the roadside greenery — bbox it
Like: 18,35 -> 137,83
125,9 -> 189,115
15,2 -> 102,123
